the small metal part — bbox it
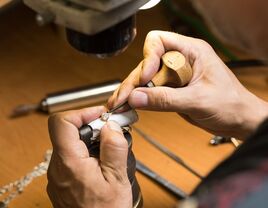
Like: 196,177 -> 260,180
136,160 -> 188,199
146,81 -> 155,88
133,126 -> 203,179
36,13 -> 54,26
100,112 -> 111,121
210,136 -> 230,145
230,138 -> 240,147
210,136 -> 240,148
122,126 -> 132,133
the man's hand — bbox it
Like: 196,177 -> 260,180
47,106 -> 132,208
108,31 -> 268,139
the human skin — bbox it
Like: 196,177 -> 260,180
108,31 -> 268,139
47,106 -> 132,208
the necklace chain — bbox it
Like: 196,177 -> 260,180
0,150 -> 52,208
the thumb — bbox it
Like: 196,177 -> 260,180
100,121 -> 129,183
128,87 -> 194,113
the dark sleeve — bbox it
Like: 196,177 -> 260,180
191,118 -> 268,208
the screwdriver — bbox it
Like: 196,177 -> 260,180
108,51 -> 193,113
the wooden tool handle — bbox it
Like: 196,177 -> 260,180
150,51 -> 193,87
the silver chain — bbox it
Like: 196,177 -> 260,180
0,150 -> 52,208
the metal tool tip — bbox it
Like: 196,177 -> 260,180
209,139 -> 217,145
10,104 -> 39,118
108,102 -> 130,114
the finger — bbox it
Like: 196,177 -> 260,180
107,61 -> 143,109
141,30 -> 209,84
128,86 -> 196,113
48,106 -> 106,158
140,31 -> 165,85
99,121 -> 129,184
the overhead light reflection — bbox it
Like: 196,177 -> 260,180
139,0 -> 161,10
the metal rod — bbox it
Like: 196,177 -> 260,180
136,160 -> 188,199
133,126 -> 203,179
11,80 -> 120,117
42,80 -> 120,113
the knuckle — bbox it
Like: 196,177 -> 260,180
48,113 -> 63,126
195,38 -> 213,51
146,30 -> 158,39
152,88 -> 173,109
144,30 -> 162,47
102,132 -> 128,151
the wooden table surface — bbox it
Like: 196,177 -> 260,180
0,0 -> 12,7
0,3 -> 268,208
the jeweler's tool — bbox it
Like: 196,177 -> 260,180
133,126 -> 203,179
108,51 -> 193,113
136,160 -> 188,199
210,136 -> 240,148
10,80 -> 120,118
210,136 -> 230,145
230,137 -> 240,147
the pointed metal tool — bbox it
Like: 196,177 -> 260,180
133,126 -> 203,179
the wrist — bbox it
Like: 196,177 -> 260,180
238,92 -> 268,139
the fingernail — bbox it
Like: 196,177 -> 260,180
130,91 -> 148,107
107,121 -> 122,133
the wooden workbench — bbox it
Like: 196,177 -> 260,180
0,3 -> 267,208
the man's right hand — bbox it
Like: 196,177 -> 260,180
108,31 -> 268,139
